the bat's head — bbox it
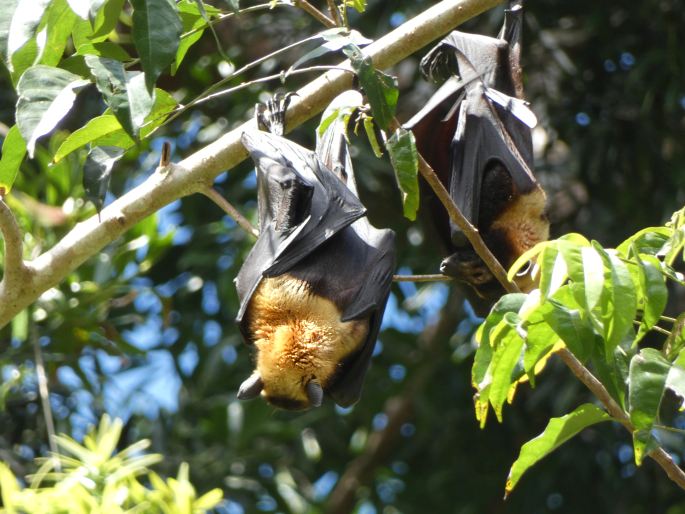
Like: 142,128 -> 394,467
237,322 -> 332,410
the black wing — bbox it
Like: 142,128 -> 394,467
404,1 -> 536,247
303,105 -> 396,407
235,129 -> 367,325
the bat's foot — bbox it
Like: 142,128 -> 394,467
255,92 -> 297,136
440,250 -> 494,285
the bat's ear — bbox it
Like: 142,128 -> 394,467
237,372 -> 264,400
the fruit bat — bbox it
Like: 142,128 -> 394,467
234,94 -> 396,410
404,1 -> 549,304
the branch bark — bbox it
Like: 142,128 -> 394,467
0,198 -> 31,311
0,0 -> 504,329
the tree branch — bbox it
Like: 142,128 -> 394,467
393,273 -> 452,282
0,0 -> 504,329
0,198 -> 28,290
389,119 -> 518,295
294,0 -> 336,28
200,188 -> 259,237
557,347 -> 685,490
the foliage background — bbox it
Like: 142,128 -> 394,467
1,0 -> 684,512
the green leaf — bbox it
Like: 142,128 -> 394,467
633,252 -> 667,344
543,290 -> 594,361
131,0 -> 182,92
345,0 -> 366,13
473,293 -> 527,426
0,462 -> 20,509
85,55 -> 155,138
628,348 -> 672,432
617,226 -> 672,258
83,145 -> 124,212
317,89 -> 364,137
0,125 -> 27,194
6,0 -> 50,64
521,300 -> 560,386
0,0 -> 19,63
54,114 -> 127,162
40,0 -> 78,67
94,0 -> 124,37
344,44 -> 397,130
16,65 -> 89,158
506,404 -> 612,497
626,347 -> 685,463
593,244 -> 637,357
173,1 -> 209,75
488,319 -> 525,422
387,128 -> 419,221
226,0 -> 240,13
363,116 -> 383,157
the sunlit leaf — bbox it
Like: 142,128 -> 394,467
507,240 -> 547,283
520,299 -> 561,386
543,288 -> 594,361
616,226 -> 672,258
0,0 -> 19,63
54,115 -> 126,163
345,0 -> 366,13
473,293 -> 527,426
131,0 -> 182,92
593,244 -> 637,357
506,404 -> 612,496
633,252 -> 667,345
6,0 -> 50,66
317,89 -> 364,137
0,125 -> 27,194
387,127 -> 419,221
488,317 -> 525,422
91,0 -> 125,39
16,65 -> 89,157
41,0 -> 78,67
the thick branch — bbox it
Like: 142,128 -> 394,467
0,0 -> 504,329
0,198 -> 28,289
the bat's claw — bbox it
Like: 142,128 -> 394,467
255,92 -> 298,136
440,250 -> 493,286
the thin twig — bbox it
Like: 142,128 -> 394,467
556,347 -> 685,490
326,0 -> 343,26
201,188 -> 259,237
388,119 -> 518,295
148,64 -> 353,139
0,197 -> 27,288
294,0 -> 336,27
393,274 -> 452,282
632,319 -> 671,337
32,322 -> 60,471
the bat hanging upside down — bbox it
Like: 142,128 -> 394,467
405,0 -> 549,305
235,94 -> 396,410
